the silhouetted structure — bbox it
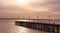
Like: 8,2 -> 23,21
15,16 -> 60,33
15,21 -> 60,33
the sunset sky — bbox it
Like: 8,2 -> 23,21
0,0 -> 60,19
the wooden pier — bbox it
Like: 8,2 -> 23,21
15,20 -> 60,33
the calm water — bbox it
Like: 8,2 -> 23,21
0,19 -> 60,33
0,20 -> 48,33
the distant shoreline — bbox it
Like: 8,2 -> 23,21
0,18 -> 60,20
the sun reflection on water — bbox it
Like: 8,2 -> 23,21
16,26 -> 29,33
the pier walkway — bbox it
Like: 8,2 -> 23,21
15,20 -> 60,33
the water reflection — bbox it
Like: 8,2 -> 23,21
16,26 -> 42,33
0,20 -> 49,33
17,26 -> 28,33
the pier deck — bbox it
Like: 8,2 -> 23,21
15,20 -> 60,33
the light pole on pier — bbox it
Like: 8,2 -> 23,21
23,16 -> 24,20
49,16 -> 50,24
37,16 -> 39,22
29,16 -> 30,20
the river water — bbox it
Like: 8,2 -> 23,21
0,19 -> 60,33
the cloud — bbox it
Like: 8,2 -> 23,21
0,4 -> 30,13
33,0 -> 60,15
46,0 -> 60,12
0,0 -> 60,19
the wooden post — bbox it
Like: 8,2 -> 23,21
52,23 -> 55,33
56,25 -> 59,33
40,23 -> 42,30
